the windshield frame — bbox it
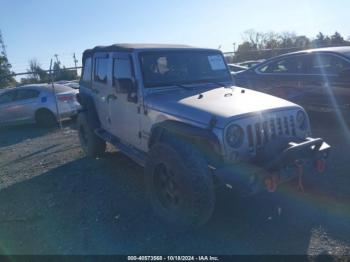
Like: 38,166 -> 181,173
138,49 -> 232,88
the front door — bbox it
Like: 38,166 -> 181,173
253,55 -> 307,103
108,52 -> 141,147
0,90 -> 18,124
302,53 -> 350,113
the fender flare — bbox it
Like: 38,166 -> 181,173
77,92 -> 101,129
148,120 -> 222,159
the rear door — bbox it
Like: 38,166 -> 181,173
302,53 -> 350,112
0,90 -> 18,124
13,89 -> 40,122
108,52 -> 141,146
92,53 -> 112,130
253,55 -> 307,102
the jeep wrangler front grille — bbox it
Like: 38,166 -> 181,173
247,115 -> 296,152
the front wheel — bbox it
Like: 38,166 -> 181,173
77,112 -> 106,158
145,139 -> 215,228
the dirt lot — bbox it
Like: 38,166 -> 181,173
0,114 -> 349,255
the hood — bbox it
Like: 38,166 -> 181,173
145,86 -> 301,128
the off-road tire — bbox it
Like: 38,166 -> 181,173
77,112 -> 106,158
35,109 -> 57,128
145,137 -> 215,228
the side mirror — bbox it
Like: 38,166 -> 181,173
339,68 -> 350,79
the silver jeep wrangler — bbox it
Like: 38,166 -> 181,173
77,44 -> 330,227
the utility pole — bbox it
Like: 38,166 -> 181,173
49,58 -> 62,130
73,53 -> 78,76
73,53 -> 78,70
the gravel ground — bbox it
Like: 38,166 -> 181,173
0,114 -> 349,256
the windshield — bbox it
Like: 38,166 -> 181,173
140,50 -> 232,88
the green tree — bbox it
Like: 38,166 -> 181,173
0,30 -> 16,88
330,31 -> 345,45
29,59 -> 49,82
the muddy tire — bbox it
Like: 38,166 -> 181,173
77,112 -> 106,158
35,109 -> 57,128
145,138 -> 215,228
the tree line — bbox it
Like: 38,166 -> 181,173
227,30 -> 350,63
1,29 -> 350,88
20,58 -> 77,85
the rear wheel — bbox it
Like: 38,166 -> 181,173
145,138 -> 215,228
35,109 -> 57,128
77,112 -> 106,158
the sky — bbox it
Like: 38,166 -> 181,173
0,0 -> 349,73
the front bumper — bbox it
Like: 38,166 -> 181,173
214,137 -> 330,196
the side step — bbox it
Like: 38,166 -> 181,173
95,128 -> 146,167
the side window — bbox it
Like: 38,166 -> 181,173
0,91 -> 16,104
258,56 -> 305,74
16,89 -> 39,101
308,54 -> 350,75
94,56 -> 109,83
82,57 -> 92,83
113,56 -> 134,90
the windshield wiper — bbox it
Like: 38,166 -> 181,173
188,80 -> 231,88
171,84 -> 192,90
207,81 -> 232,88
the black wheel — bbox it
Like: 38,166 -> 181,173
77,112 -> 106,158
35,109 -> 57,128
145,138 -> 215,228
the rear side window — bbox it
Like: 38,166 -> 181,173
82,57 -> 92,83
258,56 -> 305,74
0,91 -> 16,104
94,57 -> 109,83
16,89 -> 39,100
308,54 -> 350,75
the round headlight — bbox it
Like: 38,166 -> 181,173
226,124 -> 244,148
296,110 -> 307,130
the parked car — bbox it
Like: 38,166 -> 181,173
0,84 -> 81,127
234,47 -> 350,115
237,60 -> 265,68
63,81 -> 80,89
77,43 -> 330,228
227,63 -> 248,73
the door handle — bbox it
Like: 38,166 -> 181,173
92,89 -> 99,94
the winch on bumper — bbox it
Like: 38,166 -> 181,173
214,137 -> 331,196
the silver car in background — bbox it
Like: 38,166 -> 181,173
0,84 -> 81,127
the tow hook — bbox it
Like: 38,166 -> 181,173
295,160 -> 304,192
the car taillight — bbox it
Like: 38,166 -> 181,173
58,95 -> 75,102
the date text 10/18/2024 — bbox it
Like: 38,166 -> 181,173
127,256 -> 219,261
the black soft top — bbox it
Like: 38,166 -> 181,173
82,43 -> 219,59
